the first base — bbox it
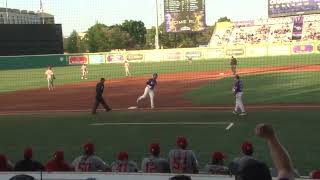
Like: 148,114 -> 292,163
128,106 -> 138,110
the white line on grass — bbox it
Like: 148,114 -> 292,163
225,123 -> 234,130
90,122 -> 232,126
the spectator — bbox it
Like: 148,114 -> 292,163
0,154 -> 14,171
203,152 -> 229,175
229,141 -> 255,174
241,141 -> 254,156
111,152 -> 138,172
45,150 -> 72,171
168,137 -> 199,174
141,143 -> 170,173
72,142 -> 110,172
310,169 -> 320,179
14,147 -> 44,171
255,124 -> 295,180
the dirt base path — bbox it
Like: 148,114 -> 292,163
0,65 -> 320,114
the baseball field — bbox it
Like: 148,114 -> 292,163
0,54 -> 320,175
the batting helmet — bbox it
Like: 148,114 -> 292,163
176,137 -> 188,149
149,143 -> 160,156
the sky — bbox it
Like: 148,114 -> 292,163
0,0 -> 268,35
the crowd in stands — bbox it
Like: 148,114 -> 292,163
0,124 -> 320,179
210,14 -> 320,46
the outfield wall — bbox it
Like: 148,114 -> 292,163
0,41 -> 319,70
0,172 -> 310,180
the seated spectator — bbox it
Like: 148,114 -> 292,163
241,141 -> 254,156
310,169 -> 320,179
256,124 -> 295,180
111,152 -> 138,172
229,141 -> 255,174
45,150 -> 72,171
203,151 -> 229,175
141,143 -> 170,173
168,137 -> 199,174
14,147 -> 44,171
0,154 -> 14,171
72,142 -> 110,172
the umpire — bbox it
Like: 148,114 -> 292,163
92,78 -> 112,114
230,56 -> 238,75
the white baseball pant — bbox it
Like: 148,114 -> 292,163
137,86 -> 155,108
235,92 -> 245,113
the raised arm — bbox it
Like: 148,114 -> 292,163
255,124 -> 295,180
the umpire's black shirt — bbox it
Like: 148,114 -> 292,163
96,81 -> 104,99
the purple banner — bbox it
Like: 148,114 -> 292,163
292,16 -> 304,41
293,45 -> 314,53
269,0 -> 320,18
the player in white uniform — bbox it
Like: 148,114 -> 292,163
81,64 -> 88,80
45,66 -> 55,91
124,60 -> 131,77
137,73 -> 158,109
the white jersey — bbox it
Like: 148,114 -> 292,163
124,62 -> 129,69
81,65 -> 87,73
141,156 -> 170,173
168,149 -> 199,174
72,155 -> 109,172
111,160 -> 138,172
45,69 -> 54,80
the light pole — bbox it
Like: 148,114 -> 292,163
155,0 -> 160,49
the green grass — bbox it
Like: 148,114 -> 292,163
0,110 -> 319,175
0,54 -> 319,93
185,72 -> 320,105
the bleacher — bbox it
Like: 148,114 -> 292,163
209,14 -> 320,47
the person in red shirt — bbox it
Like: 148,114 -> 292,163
0,154 -> 13,171
45,150 -> 72,171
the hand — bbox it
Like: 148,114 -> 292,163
255,124 -> 276,139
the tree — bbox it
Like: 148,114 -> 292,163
85,23 -> 109,52
66,30 -> 79,53
121,20 -> 147,49
145,27 -> 156,49
217,16 -> 231,23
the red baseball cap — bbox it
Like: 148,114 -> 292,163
212,152 -> 226,161
176,137 -> 188,149
24,148 -> 33,158
84,142 -> 95,155
54,150 -> 64,161
149,143 -> 160,156
311,170 -> 320,179
0,154 -> 7,168
117,152 -> 129,161
241,141 -> 254,155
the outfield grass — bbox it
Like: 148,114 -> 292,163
185,72 -> 320,105
0,110 -> 319,175
0,54 -> 319,93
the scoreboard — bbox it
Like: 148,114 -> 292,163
164,0 -> 206,32
269,0 -> 320,17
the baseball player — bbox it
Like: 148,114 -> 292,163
72,142 -> 110,172
45,66 -> 55,91
203,152 -> 230,175
81,64 -> 88,80
124,60 -> 131,77
92,78 -> 112,114
137,73 -> 158,109
111,152 -> 138,173
141,143 -> 170,173
230,56 -> 238,75
168,137 -> 199,174
45,150 -> 72,171
233,75 -> 246,116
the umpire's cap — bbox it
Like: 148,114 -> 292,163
176,137 -> 188,149
149,143 -> 160,156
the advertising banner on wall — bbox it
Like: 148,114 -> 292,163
68,55 -> 88,65
107,53 -> 124,63
185,51 -> 202,59
89,54 -> 105,64
292,16 -> 304,41
164,51 -> 183,61
144,51 -> 163,62
317,44 -> 320,53
226,48 -> 245,56
205,48 -> 225,58
246,46 -> 268,57
292,44 -> 314,54
127,53 -> 144,61
268,45 -> 291,56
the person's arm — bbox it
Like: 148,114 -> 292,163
255,124 -> 295,180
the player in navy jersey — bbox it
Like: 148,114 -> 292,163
233,75 -> 246,116
137,73 -> 158,109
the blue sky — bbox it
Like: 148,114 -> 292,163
1,0 -> 268,35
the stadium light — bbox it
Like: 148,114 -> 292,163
155,0 -> 160,49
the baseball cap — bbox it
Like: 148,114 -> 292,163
24,148 -> 33,159
117,152 -> 129,161
232,158 -> 271,180
176,137 -> 188,149
311,170 -> 320,179
149,143 -> 160,156
0,154 -> 8,168
241,141 -> 254,156
212,152 -> 225,161
54,150 -> 64,161
84,143 -> 95,155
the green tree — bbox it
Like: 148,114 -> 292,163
217,16 -> 231,23
85,23 -> 109,52
145,27 -> 156,49
121,20 -> 147,49
66,30 -> 79,53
